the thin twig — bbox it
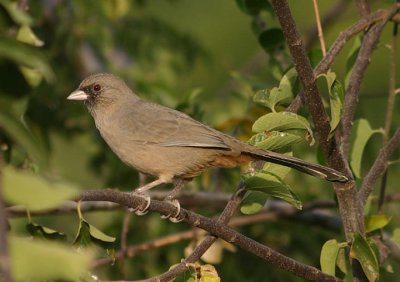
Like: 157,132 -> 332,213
341,7 -> 398,157
378,20 -> 399,212
359,129 -> 400,206
0,157 -> 12,282
306,0 -> 349,50
289,5 -> 400,112
312,0 -> 327,56
142,184 -> 246,282
80,189 -> 340,281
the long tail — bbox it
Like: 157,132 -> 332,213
242,147 -> 348,183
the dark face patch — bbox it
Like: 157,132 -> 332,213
81,83 -> 102,108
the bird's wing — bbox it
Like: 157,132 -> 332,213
117,101 -> 231,150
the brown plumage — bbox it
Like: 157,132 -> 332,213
67,73 -> 347,215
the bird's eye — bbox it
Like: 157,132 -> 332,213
93,84 -> 101,92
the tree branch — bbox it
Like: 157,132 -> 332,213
305,0 -> 349,50
359,128 -> 400,206
80,189 -> 340,281
289,5 -> 400,113
144,184 -> 246,282
270,1 -> 365,244
355,0 -> 371,18
341,6 -> 399,157
93,200 -> 339,269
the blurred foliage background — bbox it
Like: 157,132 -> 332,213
1,0 -> 399,281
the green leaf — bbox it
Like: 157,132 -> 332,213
10,236 -> 93,281
235,0 -> 272,16
350,234 -> 379,282
0,0 -> 32,25
240,191 -> 269,214
248,131 -> 302,151
0,105 -> 47,167
320,239 -> 340,275
3,167 -> 79,211
308,49 -> 323,68
253,68 -> 297,111
244,174 -> 302,209
349,119 -> 381,178
258,28 -> 285,52
319,72 -> 344,138
393,228 -> 400,247
26,222 -> 67,241
336,248 -> 353,281
74,218 -> 116,250
252,112 -> 312,136
16,25 -> 45,86
365,215 -> 391,233
0,37 -> 54,82
170,263 -> 220,282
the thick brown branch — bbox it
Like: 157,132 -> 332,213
359,128 -> 400,206
80,189 -> 340,281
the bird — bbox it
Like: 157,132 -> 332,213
67,73 -> 347,221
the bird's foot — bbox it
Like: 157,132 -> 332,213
129,191 -> 151,215
160,198 -> 183,223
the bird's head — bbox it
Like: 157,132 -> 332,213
67,73 -> 138,113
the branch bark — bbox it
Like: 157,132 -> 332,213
289,5 -> 400,113
80,189 -> 341,282
359,129 -> 400,206
341,6 -> 399,157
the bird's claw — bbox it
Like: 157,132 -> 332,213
129,192 -> 151,215
160,198 -> 183,223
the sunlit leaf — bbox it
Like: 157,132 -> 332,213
349,119 -> 381,178
244,174 -> 302,209
365,215 -> 392,233
0,0 -> 32,25
248,131 -> 302,151
170,262 -> 220,282
252,112 -> 312,137
26,222 -> 67,241
10,236 -> 93,281
74,218 -> 116,250
3,167 -> 79,211
350,234 -> 379,282
320,239 -> 340,275
253,68 -> 297,111
393,228 -> 400,247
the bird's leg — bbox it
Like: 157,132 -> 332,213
130,178 -> 166,216
160,179 -> 186,223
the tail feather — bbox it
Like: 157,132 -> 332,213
243,148 -> 348,183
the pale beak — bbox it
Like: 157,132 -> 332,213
67,90 -> 88,101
